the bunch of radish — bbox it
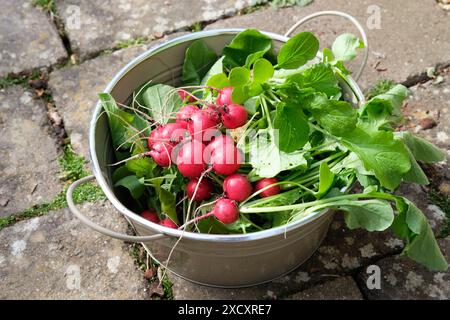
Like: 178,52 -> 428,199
141,87 -> 280,229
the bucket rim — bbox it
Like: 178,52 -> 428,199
89,28 -> 364,242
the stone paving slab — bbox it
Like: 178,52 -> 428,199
55,0 -> 265,59
0,0 -> 67,77
286,276 -> 363,300
0,201 -> 149,299
356,237 -> 450,300
0,86 -> 62,217
48,33 -> 184,160
205,0 -> 450,90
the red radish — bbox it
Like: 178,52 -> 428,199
213,198 -> 239,224
160,218 -> 178,229
187,178 -> 213,202
176,105 -> 198,126
149,142 -> 173,167
205,104 -> 220,124
147,125 -> 163,148
207,134 -> 235,151
159,122 -> 188,144
255,178 -> 281,197
178,89 -> 195,102
176,140 -> 206,177
217,87 -> 234,106
223,174 -> 252,202
209,142 -> 242,175
141,209 -> 159,223
188,109 -> 219,141
220,104 -> 248,129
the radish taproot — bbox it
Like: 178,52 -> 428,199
176,139 -> 206,177
187,178 -> 213,202
223,174 -> 252,202
255,178 -> 281,197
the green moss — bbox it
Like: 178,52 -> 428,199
32,0 -> 57,14
0,71 -> 40,89
428,189 -> 450,237
189,22 -> 204,32
268,0 -> 313,8
116,38 -> 146,49
365,78 -> 397,100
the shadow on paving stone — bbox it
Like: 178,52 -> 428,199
0,0 -> 67,77
205,0 -> 450,90
285,276 -> 363,300
48,32 -> 186,161
0,201 -> 149,299
356,237 -> 450,300
54,0 -> 264,59
0,86 -> 62,217
169,214 -> 404,300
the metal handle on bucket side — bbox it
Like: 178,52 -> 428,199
285,10 -> 369,82
67,175 -> 166,242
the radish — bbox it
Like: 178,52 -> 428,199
178,89 -> 195,102
187,109 -> 219,141
220,104 -> 248,129
209,142 -> 242,175
149,142 -> 173,167
187,178 -> 213,202
159,122 -> 188,144
223,174 -> 252,202
176,139 -> 206,177
213,198 -> 239,224
255,178 -> 281,197
148,123 -> 187,148
207,134 -> 235,151
176,105 -> 198,127
141,209 -> 159,223
147,125 -> 163,148
160,218 -> 178,229
217,87 -> 234,106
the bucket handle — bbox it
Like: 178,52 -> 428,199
67,175 -> 166,242
284,10 -> 369,82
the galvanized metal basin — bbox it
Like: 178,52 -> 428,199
86,29 -> 365,288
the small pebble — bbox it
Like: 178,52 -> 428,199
419,118 -> 437,130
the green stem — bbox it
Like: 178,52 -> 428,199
239,192 -> 396,213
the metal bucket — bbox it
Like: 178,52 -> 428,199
67,11 -> 367,287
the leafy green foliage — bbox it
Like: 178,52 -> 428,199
223,29 -> 273,68
393,198 -> 448,271
365,78 -> 396,100
340,199 -> 394,232
309,96 -> 358,136
331,33 -> 364,62
142,84 -> 182,124
182,40 -> 217,86
396,131 -> 446,163
277,32 -> 319,69
287,63 -> 340,97
341,124 -> 411,190
247,129 -> 307,177
273,102 -> 309,152
359,84 -> 409,129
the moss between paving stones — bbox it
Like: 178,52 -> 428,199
428,189 -> 450,237
0,144 -> 105,231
